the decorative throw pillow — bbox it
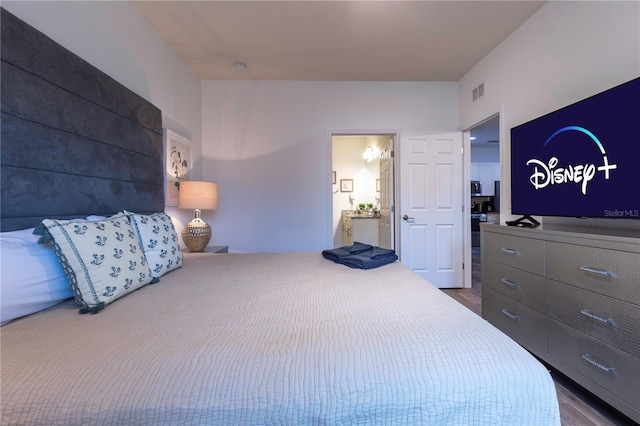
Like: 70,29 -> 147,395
125,211 -> 182,278
35,215 -> 155,314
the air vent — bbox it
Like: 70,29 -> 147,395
487,139 -> 499,143
472,82 -> 485,102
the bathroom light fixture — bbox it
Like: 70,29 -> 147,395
362,146 -> 374,161
178,181 -> 218,252
362,146 -> 379,163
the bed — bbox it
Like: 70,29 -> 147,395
2,251 -> 560,425
0,8 -> 560,425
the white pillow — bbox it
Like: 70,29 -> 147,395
37,215 -> 156,314
0,228 -> 72,326
125,211 -> 183,278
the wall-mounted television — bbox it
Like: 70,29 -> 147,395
510,77 -> 640,225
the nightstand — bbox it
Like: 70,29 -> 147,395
207,246 -> 228,253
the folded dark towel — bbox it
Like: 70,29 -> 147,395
343,241 -> 373,254
322,242 -> 398,269
368,247 -> 396,259
321,248 -> 349,263
340,252 -> 398,270
321,242 -> 373,263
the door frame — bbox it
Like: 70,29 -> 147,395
328,130 -> 400,250
462,107 -> 505,289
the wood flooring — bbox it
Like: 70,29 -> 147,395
441,248 -> 637,426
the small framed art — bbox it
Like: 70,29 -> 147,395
164,129 -> 192,206
340,179 -> 353,192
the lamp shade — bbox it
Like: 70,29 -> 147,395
178,181 -> 218,210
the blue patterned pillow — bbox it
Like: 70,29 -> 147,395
36,215 -> 155,314
125,211 -> 182,278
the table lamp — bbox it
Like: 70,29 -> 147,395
178,181 -> 218,252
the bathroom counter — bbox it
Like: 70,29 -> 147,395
342,211 -> 379,246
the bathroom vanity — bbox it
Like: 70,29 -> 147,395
341,210 -> 380,246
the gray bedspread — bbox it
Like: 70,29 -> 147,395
1,252 -> 560,425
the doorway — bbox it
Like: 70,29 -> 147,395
468,113 -> 501,289
469,114 -> 500,225
331,130 -> 467,288
331,134 -> 396,249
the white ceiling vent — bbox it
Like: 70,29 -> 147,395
472,82 -> 485,102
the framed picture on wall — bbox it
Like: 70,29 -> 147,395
340,179 -> 353,192
164,129 -> 192,206
332,171 -> 336,184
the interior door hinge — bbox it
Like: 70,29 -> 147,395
390,150 -> 395,158
462,262 -> 465,270
391,205 -> 395,213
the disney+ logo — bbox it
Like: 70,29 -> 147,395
526,126 -> 617,195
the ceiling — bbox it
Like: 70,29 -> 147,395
131,1 -> 545,82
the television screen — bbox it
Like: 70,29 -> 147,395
510,77 -> 640,219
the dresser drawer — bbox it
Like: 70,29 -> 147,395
547,281 -> 640,358
484,259 -> 546,313
548,320 -> 640,409
483,287 -> 547,351
483,232 -> 544,274
546,242 -> 640,304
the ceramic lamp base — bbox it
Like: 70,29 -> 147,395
182,216 -> 211,252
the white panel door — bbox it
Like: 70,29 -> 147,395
399,132 -> 464,288
378,137 -> 394,249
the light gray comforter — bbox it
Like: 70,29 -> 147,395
1,252 -> 560,425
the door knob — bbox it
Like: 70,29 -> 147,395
403,215 -> 415,221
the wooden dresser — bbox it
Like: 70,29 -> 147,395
481,224 -> 640,423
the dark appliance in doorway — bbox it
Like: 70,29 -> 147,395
471,213 -> 487,247
471,181 -> 482,196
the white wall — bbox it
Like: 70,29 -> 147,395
459,1 -> 640,229
3,1 -> 202,242
201,81 -> 458,252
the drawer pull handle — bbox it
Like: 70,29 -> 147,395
500,278 -> 520,288
500,248 -> 520,256
581,354 -> 616,374
579,266 -> 618,278
580,309 -> 617,327
501,308 -> 520,321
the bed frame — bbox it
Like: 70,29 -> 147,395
0,8 -> 164,232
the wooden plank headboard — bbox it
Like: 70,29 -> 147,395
0,8 -> 164,232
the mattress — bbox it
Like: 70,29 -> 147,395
1,252 -> 560,425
